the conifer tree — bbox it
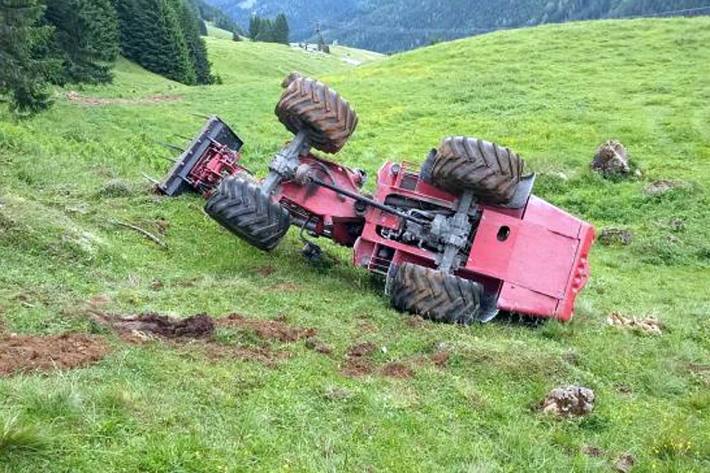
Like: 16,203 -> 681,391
0,0 -> 55,113
273,13 -> 289,45
44,0 -> 119,85
174,0 -> 213,84
248,15 -> 261,39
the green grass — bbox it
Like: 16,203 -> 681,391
205,22 -> 234,40
0,18 -> 709,472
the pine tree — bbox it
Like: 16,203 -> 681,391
248,15 -> 261,40
0,0 -> 56,113
255,17 -> 273,42
115,0 -> 195,85
44,0 -> 119,85
273,13 -> 289,45
174,0 -> 213,84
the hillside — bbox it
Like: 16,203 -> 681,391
1,18 -> 709,472
205,0 -> 709,51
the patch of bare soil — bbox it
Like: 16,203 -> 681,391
341,342 -> 416,379
218,314 -> 316,342
199,343 -> 289,368
0,333 -> 109,376
66,91 -> 182,106
581,445 -> 605,457
379,362 -> 414,379
540,385 -> 595,418
305,336 -> 333,354
255,265 -> 276,277
341,342 -> 377,377
613,453 -> 636,473
94,313 -> 214,340
406,315 -> 426,328
430,350 -> 450,368
607,312 -> 663,336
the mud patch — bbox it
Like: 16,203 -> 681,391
380,362 -> 414,379
430,350 -> 450,368
255,265 -> 276,277
406,315 -> 426,328
0,333 -> 109,376
613,453 -> 635,473
581,445 -> 605,457
540,385 -> 595,417
218,314 -> 316,342
341,342 -> 377,377
305,336 -> 333,354
66,91 -> 182,106
607,312 -> 663,336
94,313 -> 214,340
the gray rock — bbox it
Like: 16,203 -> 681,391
541,385 -> 595,417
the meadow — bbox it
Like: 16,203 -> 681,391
0,18 -> 708,472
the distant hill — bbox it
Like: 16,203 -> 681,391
204,0 -> 708,52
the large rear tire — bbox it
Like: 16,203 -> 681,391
388,263 -> 483,325
205,177 -> 290,251
275,74 -> 358,154
428,136 -> 524,204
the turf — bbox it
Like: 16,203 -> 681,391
0,17 -> 708,472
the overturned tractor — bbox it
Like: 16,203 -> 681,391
158,73 -> 594,324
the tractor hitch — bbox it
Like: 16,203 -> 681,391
157,116 -> 245,197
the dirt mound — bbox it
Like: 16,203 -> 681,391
66,91 -> 182,106
591,140 -> 630,177
380,362 -> 414,379
644,179 -> 685,197
341,342 -> 377,377
540,385 -> 595,417
95,313 -> 214,340
218,314 -> 316,342
0,333 -> 109,377
607,312 -> 663,336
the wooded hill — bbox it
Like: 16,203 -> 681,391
205,0 -> 709,52
0,0 -> 224,114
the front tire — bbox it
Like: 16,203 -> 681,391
275,74 -> 358,154
388,263 -> 483,325
429,136 -> 524,204
205,177 -> 290,251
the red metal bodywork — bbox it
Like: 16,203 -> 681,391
161,125 -> 594,322
351,162 -> 595,321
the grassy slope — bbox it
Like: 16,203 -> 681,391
0,18 -> 708,472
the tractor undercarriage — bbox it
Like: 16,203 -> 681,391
155,73 -> 595,325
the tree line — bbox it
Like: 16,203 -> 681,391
248,14 -> 290,45
0,0 -> 217,114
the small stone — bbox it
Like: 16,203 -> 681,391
644,179 -> 683,197
598,228 -> 633,246
591,140 -> 631,177
540,385 -> 595,417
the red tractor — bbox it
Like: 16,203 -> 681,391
158,74 -> 594,324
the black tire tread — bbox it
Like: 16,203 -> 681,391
389,263 -> 482,325
204,177 -> 290,251
430,136 -> 524,204
275,75 -> 358,154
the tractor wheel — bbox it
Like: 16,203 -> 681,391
204,177 -> 290,251
275,74 -> 358,154
388,263 -> 483,325
429,136 -> 524,204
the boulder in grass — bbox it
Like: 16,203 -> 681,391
541,385 -> 595,417
592,140 -> 630,177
